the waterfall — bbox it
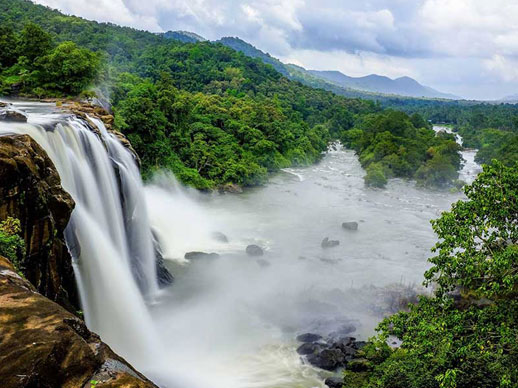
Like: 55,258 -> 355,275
0,106 -> 162,367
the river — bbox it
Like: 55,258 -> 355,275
0,103 -> 481,388
144,127 -> 481,387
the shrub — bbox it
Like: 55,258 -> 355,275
364,162 -> 387,188
0,217 -> 25,272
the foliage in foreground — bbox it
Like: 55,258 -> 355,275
0,217 -> 25,272
345,162 -> 518,388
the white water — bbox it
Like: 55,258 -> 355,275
0,103 -> 483,388
434,125 -> 482,184
0,102 -> 162,370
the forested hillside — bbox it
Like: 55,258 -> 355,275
386,98 -> 518,167
0,0 -> 461,189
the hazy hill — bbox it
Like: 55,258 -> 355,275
310,70 -> 458,99
163,30 -> 206,43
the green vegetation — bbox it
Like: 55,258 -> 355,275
0,217 -> 25,272
0,22 -> 99,96
386,97 -> 518,167
346,111 -> 461,188
0,0 -> 462,189
457,127 -> 518,167
343,162 -> 518,388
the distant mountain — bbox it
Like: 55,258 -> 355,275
163,30 -> 206,43
165,33 -> 458,100
309,70 -> 458,99
500,94 -> 518,103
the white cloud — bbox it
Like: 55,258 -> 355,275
35,0 -> 164,31
32,0 -> 518,99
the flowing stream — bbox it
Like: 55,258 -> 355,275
0,103 -> 482,388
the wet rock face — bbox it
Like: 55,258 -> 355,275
0,103 -> 28,122
296,331 -> 372,373
342,221 -> 359,231
185,251 -> 221,260
246,244 -> 264,256
0,134 -> 77,310
321,237 -> 340,248
0,256 -> 157,388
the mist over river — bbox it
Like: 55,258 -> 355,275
144,133 -> 481,388
0,103 -> 481,388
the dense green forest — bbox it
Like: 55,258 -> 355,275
1,2 -> 518,388
384,98 -> 518,167
0,23 -> 99,96
341,162 -> 518,388
0,0 -> 464,190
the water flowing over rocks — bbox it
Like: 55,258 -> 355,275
0,134 -> 77,310
0,106 -> 27,122
185,251 -> 221,260
0,255 -> 157,388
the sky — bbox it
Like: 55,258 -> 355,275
33,0 -> 518,100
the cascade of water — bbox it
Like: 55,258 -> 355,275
0,110 -> 161,367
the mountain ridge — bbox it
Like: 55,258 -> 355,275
164,33 -> 458,100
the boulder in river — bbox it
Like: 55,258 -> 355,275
0,106 -> 28,122
297,342 -> 324,355
0,255 -> 157,387
321,237 -> 340,248
342,222 -> 359,231
324,377 -> 344,388
185,251 -> 220,260
296,333 -> 323,343
306,348 -> 346,371
246,244 -> 264,256
212,231 -> 229,243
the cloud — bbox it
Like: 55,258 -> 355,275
32,0 -> 518,99
35,0 -> 164,31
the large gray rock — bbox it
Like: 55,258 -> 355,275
321,237 -> 340,248
297,333 -> 323,343
246,244 -> 264,256
307,348 -> 346,371
0,107 -> 27,122
185,251 -> 220,260
342,222 -> 359,231
297,342 -> 324,355
324,377 -> 344,388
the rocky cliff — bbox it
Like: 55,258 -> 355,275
0,255 -> 157,388
0,134 -> 78,311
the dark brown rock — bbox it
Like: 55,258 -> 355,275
0,255 -> 157,388
0,107 -> 27,122
342,222 -> 359,231
324,377 -> 344,388
246,244 -> 264,256
0,134 -> 77,310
